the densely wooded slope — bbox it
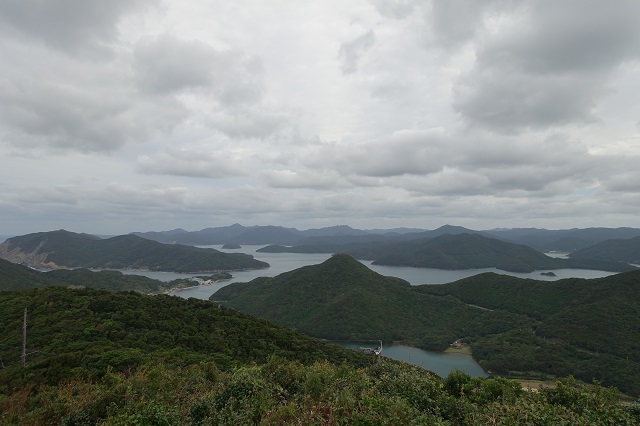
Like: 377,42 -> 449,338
0,287 -> 367,390
417,270 -> 640,395
0,229 -> 269,272
1,287 -> 637,425
213,254 -> 640,396
0,257 -> 197,293
213,254 -> 528,349
569,236 -> 640,263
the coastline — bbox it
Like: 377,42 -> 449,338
162,276 -> 232,296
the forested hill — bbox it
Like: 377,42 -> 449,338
0,287 -> 366,383
212,254 -> 530,353
416,270 -> 640,396
0,259 -> 181,293
213,254 -> 640,396
368,233 -> 565,272
0,230 -> 269,272
569,236 -> 640,263
259,233 -> 636,273
0,257 -> 63,291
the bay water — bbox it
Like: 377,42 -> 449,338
338,343 -> 488,378
123,245 -> 615,298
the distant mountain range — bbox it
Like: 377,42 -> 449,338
212,253 -> 640,396
132,223 -> 640,253
0,230 -> 268,272
132,223 -> 484,246
132,224 -> 377,245
486,227 -> 640,252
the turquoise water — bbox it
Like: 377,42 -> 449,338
339,343 -> 488,378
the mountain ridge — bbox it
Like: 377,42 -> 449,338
130,224 -> 640,251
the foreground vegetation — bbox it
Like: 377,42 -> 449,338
214,254 -> 640,396
3,356 -> 639,425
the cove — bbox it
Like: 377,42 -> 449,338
339,343 -> 488,378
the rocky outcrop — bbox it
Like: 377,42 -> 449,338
0,239 -> 50,269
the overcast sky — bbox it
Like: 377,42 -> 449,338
2,0 -> 640,236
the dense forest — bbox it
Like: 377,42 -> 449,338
213,254 -> 640,396
1,287 -> 638,425
0,257 -> 204,293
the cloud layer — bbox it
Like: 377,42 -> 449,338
1,0 -> 639,235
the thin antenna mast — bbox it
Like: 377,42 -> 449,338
22,308 -> 27,367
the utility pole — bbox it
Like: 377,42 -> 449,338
22,308 -> 27,367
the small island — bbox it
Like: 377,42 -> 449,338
540,271 -> 557,277
222,243 -> 242,249
163,272 -> 232,294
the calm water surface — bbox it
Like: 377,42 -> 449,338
154,245 -> 615,299
339,343 -> 488,378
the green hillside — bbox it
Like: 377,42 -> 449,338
213,254 -> 529,349
417,271 -> 640,395
212,255 -> 640,396
0,258 -> 62,291
570,236 -> 640,263
0,257 -> 197,293
0,230 -> 269,272
2,287 -> 637,425
369,234 -> 562,272
0,287 -> 366,385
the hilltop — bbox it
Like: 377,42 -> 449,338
0,230 -> 269,272
213,254 -> 529,350
212,254 -> 640,396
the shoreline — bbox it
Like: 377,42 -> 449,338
162,276 -> 232,296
